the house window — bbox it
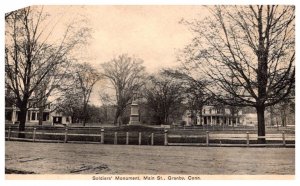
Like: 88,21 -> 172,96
209,109 -> 212,114
31,112 -> 36,120
43,113 -> 49,121
66,117 -> 69,122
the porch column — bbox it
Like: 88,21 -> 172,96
12,108 -> 16,124
220,116 -> 223,126
27,110 -> 32,121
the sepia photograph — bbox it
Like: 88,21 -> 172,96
3,0 -> 296,181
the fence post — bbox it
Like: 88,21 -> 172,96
114,132 -> 118,145
33,128 -> 36,142
164,129 -> 168,146
151,133 -> 154,146
206,131 -> 209,146
8,127 -> 11,141
100,128 -> 104,144
282,131 -> 286,147
64,128 -> 68,143
126,132 -> 129,145
138,132 -> 142,145
246,131 -> 249,147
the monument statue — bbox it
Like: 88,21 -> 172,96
128,91 -> 140,125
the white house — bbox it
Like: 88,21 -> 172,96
182,105 -> 243,126
5,103 -> 72,126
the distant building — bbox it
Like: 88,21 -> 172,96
5,102 -> 72,126
182,105 -> 243,126
5,63 -> 71,126
240,113 -> 257,126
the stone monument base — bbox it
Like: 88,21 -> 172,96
128,114 -> 140,125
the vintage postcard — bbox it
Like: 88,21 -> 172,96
4,3 -> 295,181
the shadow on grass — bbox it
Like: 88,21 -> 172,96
5,168 -> 35,174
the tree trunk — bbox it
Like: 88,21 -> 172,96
118,116 -> 123,126
192,110 -> 197,125
38,107 -> 44,126
281,108 -> 286,127
165,111 -> 169,125
103,106 -> 108,123
114,114 -> 118,126
270,106 -> 274,126
83,114 -> 86,126
114,107 -> 123,126
82,102 -> 87,127
256,106 -> 266,144
18,108 -> 27,138
155,113 -> 163,125
115,115 -> 122,126
114,110 -> 119,126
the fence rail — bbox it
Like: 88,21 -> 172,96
5,127 -> 295,147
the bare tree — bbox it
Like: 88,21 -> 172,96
267,92 -> 294,128
73,62 -> 101,126
55,88 -> 83,124
100,54 -> 146,126
145,73 -> 184,125
98,91 -> 115,124
5,6 -> 90,137
182,5 -> 295,143
34,59 -> 72,126
163,69 -> 211,125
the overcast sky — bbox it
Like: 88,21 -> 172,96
40,5 -> 208,105
43,5 -> 207,71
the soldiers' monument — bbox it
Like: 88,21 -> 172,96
128,92 -> 140,125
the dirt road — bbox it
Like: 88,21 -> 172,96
5,141 -> 294,174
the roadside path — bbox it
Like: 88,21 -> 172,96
5,141 -> 295,174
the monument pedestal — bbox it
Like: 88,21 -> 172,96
128,101 -> 140,125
